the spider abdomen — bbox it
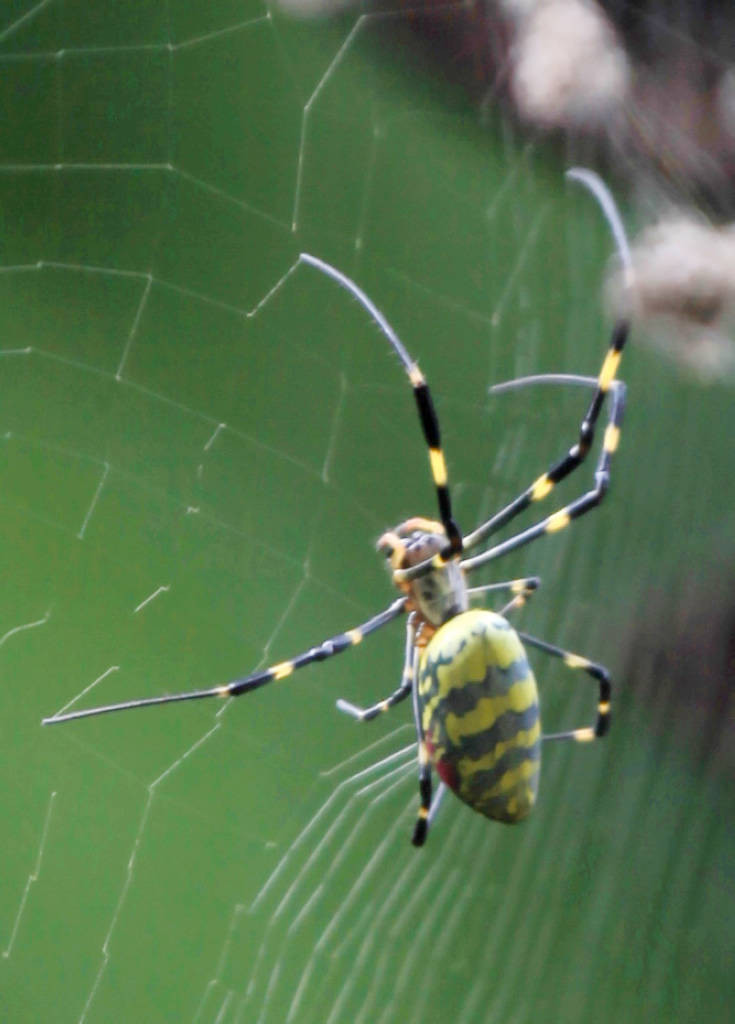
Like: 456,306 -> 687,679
418,609 -> 541,823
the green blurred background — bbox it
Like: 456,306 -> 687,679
1,3 -> 733,1022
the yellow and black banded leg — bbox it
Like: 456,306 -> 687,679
462,167 -> 630,557
411,650 -> 433,847
467,576 -> 541,616
412,743 -> 433,847
43,598 -> 407,724
467,576 -> 541,601
462,314 -> 628,555
517,630 -> 611,741
336,617 -> 416,722
461,375 -> 626,573
408,363 -> 463,555
300,253 -> 462,556
459,168 -> 632,567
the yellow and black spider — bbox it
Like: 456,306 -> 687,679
44,168 -> 632,848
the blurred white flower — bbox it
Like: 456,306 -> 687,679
510,0 -> 630,131
610,216 -> 735,380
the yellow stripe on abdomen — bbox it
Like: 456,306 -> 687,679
457,720 -> 541,779
443,677 -> 537,746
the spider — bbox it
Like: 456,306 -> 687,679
44,168 -> 632,848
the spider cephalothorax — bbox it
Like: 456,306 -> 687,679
377,518 -> 468,631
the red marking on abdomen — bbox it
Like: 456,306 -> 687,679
426,735 -> 459,792
436,757 -> 459,792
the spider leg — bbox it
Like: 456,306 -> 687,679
334,616 -> 433,846
461,170 -> 632,558
300,254 -> 462,555
460,376 -> 626,573
412,746 -> 433,847
467,576 -> 541,616
394,168 -> 632,586
427,781 -> 447,828
42,598 -> 407,725
336,616 -> 417,722
410,646 -> 433,847
517,630 -> 611,741
462,323 -> 628,559
466,576 -> 541,600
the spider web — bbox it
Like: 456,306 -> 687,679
2,3 -> 735,1023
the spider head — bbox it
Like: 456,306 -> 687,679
377,518 -> 468,627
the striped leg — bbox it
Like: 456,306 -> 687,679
517,630 -> 611,741
334,617 -> 432,846
336,617 -> 416,722
461,376 -> 626,574
411,649 -> 433,847
408,363 -> 462,554
463,313 -> 627,554
300,254 -> 462,555
412,742 -> 433,848
43,598 -> 407,725
459,168 -> 632,570
467,576 -> 541,615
